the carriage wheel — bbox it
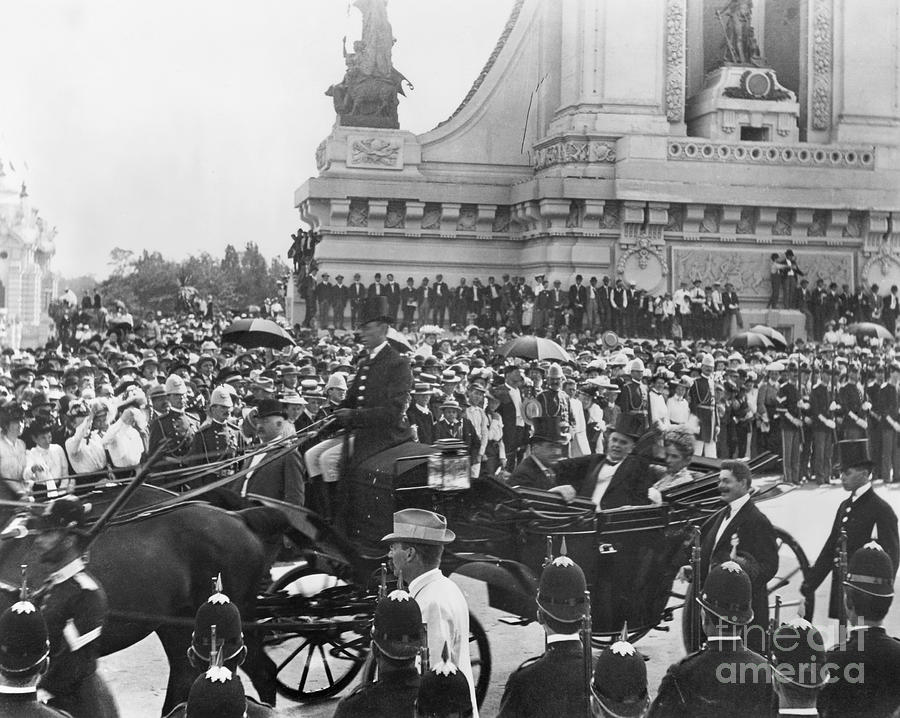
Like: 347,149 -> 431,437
680,526 -> 814,653
263,564 -> 370,702
359,609 -> 492,708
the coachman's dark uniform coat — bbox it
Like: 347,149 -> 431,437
332,667 -> 420,718
698,501 -> 778,653
498,639 -> 588,718
806,486 -> 900,618
647,640 -> 774,718
818,626 -> 900,718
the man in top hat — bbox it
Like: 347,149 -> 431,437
164,578 -> 274,717
333,588 -> 425,718
648,561 -> 774,717
552,417 -> 653,510
688,459 -> 778,654
236,398 -> 304,505
802,439 -> 899,621
509,417 -> 570,492
28,496 -> 119,717
769,618 -> 829,718
148,374 -> 199,467
590,629 -> 649,718
383,509 -> 477,716
498,542 -> 589,718
816,541 -> 900,717
188,386 -> 242,479
0,595 -> 69,717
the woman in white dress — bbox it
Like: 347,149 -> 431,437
648,428 -> 696,504
24,419 -> 71,499
0,403 -> 27,498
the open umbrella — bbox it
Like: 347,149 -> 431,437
386,327 -> 412,353
846,322 -> 894,342
221,318 -> 295,349
749,325 -> 788,350
727,332 -> 774,350
495,336 -> 573,363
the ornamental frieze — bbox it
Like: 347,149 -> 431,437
531,137 -> 617,171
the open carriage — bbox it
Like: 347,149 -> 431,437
257,441 -> 816,708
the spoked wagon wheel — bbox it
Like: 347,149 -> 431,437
262,564 -> 373,702
361,610 -> 492,708
680,526 -> 814,652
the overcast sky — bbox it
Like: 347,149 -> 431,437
0,0 -> 514,279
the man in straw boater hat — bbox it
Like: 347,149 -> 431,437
768,618 -> 829,717
383,509 -> 477,716
498,539 -> 590,718
589,627 -> 649,718
817,542 -> 900,717
0,591 -> 68,716
165,575 -> 274,717
26,496 -> 119,717
802,439 -> 900,621
648,561 -> 774,717
333,587 -> 425,718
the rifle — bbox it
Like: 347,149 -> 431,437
766,594 -> 783,660
582,591 -> 593,718
689,526 -> 703,651
836,528 -> 849,640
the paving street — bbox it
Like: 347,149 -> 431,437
101,479 -> 900,717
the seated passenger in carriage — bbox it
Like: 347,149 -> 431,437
648,429 -> 697,504
235,399 -> 304,506
508,417 -> 570,493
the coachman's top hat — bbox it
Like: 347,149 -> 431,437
837,439 -> 873,471
845,541 -> 895,597
770,618 -> 830,688
0,599 -> 49,675
359,297 -> 393,326
536,540 -> 587,623
530,416 -> 570,445
28,495 -> 89,532
417,642 -> 472,718
697,560 -> 753,625
372,589 -> 424,661
591,626 -> 649,718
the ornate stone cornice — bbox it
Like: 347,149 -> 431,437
811,0 -> 833,131
667,140 -> 874,169
531,136 -> 616,171
665,0 -> 686,124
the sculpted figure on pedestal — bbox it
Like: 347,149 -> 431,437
716,0 -> 762,66
325,0 -> 413,129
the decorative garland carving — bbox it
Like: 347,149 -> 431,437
665,0 -> 686,123
811,0 -> 833,131
616,236 -> 669,276
315,141 -> 327,171
532,139 -> 616,170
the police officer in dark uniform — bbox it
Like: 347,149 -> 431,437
817,542 -> 900,718
0,595 -> 70,717
332,588 -> 424,718
647,561 -> 774,718
802,439 -> 900,620
417,641 -> 473,718
498,543 -> 590,718
28,496 -> 118,718
188,387 -> 241,478
148,374 -> 199,467
164,577 -> 274,717
769,618 -> 829,717
589,629 -> 649,717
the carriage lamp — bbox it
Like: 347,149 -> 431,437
428,439 -> 471,491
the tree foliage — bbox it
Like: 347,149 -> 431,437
97,244 -> 289,316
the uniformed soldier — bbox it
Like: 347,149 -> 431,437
28,496 -> 119,718
769,618 -> 829,717
817,541 -> 900,717
177,666 -> 247,718
164,576 -> 274,717
498,541 -> 590,718
148,374 -> 199,467
589,629 -> 649,717
332,588 -> 424,718
188,386 -> 241,477
417,641 -> 473,718
0,595 -> 70,716
647,561 -> 774,718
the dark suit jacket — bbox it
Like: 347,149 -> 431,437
498,640 -> 587,718
508,456 -> 554,491
568,284 -> 587,309
818,626 -> 900,718
557,453 -> 653,509
700,499 -> 778,646
332,283 -> 349,308
406,404 -> 434,445
340,343 -> 412,465
348,282 -> 367,305
807,486 -> 900,617
240,448 -> 304,506
432,281 -> 449,306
